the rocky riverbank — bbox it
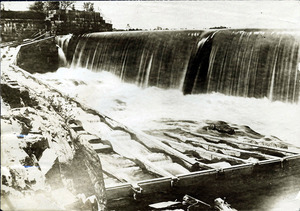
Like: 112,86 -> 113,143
1,48 -> 106,210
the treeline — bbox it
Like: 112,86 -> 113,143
28,1 -> 95,13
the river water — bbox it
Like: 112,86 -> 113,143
37,30 -> 300,209
35,67 -> 300,148
33,66 -> 300,209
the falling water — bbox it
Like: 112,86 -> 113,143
202,30 -> 300,102
68,31 -> 205,89
52,29 -> 300,148
57,45 -> 67,67
55,34 -> 73,67
57,29 -> 300,103
48,30 -> 300,209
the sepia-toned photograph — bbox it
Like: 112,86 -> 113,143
1,1 -> 300,210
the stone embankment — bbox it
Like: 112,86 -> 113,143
1,48 -> 107,210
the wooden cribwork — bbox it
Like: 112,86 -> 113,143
8,64 -> 300,210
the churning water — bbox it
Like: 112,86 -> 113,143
36,29 -> 300,209
41,29 -> 300,148
35,67 -> 300,147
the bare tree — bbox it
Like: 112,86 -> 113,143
60,1 -> 75,10
44,2 -> 60,10
83,2 -> 94,12
28,1 -> 45,12
29,1 -> 72,13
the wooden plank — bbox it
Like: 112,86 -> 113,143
102,169 -> 127,184
12,65 -> 300,202
131,132 -> 215,170
176,169 -> 217,187
105,155 -> 300,201
105,136 -> 177,178
92,143 -> 112,153
106,183 -> 133,200
182,129 -> 297,156
282,155 -> 300,171
137,177 -> 173,194
12,64 -> 212,172
161,138 -> 249,164
164,131 -> 280,160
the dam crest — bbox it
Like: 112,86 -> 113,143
58,29 -> 300,103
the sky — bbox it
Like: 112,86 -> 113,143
2,1 -> 300,30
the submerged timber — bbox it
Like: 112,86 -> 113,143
1,29 -> 300,210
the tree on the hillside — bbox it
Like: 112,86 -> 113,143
28,1 -> 45,12
45,1 -> 60,10
29,1 -> 73,13
83,2 -> 94,12
60,1 -> 75,10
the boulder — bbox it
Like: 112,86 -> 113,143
201,121 -> 235,135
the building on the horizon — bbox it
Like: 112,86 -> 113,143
0,9 -> 113,42
0,11 -> 46,42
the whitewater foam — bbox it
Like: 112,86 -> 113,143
35,67 -> 300,147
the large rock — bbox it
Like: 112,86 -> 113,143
17,38 -> 58,73
1,83 -> 22,108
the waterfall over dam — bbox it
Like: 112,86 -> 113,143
58,29 -> 300,103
